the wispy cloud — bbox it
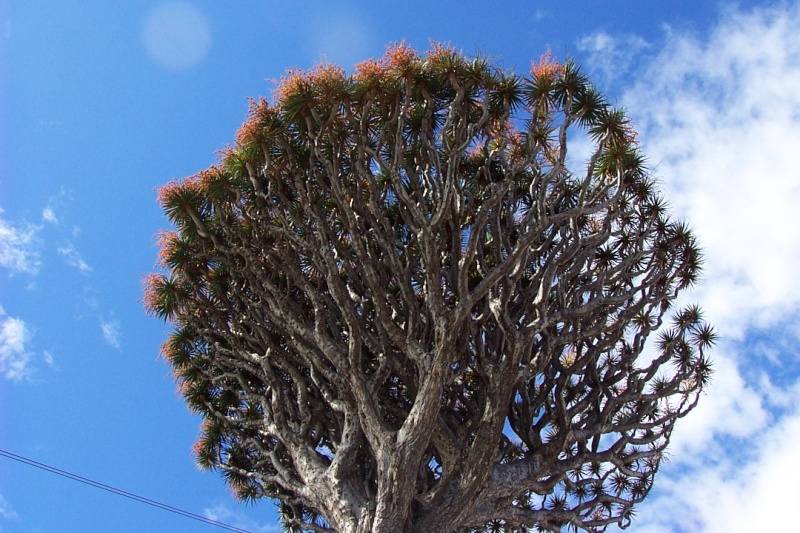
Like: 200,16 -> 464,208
100,318 -> 121,349
41,189 -> 75,227
203,503 -> 282,533
581,3 -> 800,531
0,488 -> 18,521
0,210 -> 41,275
57,243 -> 92,274
41,207 -> 58,224
576,31 -> 649,85
0,307 -> 33,381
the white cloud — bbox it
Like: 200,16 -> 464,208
592,3 -> 800,531
100,318 -> 121,349
666,346 -> 767,457
57,243 -> 92,274
637,383 -> 800,532
0,211 -> 41,275
0,307 -> 33,381
622,3 -> 800,339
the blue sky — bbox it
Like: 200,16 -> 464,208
2,1 -> 799,531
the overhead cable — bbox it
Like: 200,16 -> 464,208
0,448 -> 252,533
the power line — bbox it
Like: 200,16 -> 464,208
0,448 -> 253,533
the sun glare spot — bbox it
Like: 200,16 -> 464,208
142,2 -> 211,70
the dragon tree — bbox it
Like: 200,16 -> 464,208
145,44 -> 714,533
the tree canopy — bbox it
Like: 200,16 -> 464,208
145,43 -> 714,533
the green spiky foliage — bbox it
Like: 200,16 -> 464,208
145,44 -> 714,533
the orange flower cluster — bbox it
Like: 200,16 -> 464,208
155,177 -> 199,206
424,41 -> 458,66
142,272 -> 166,317
531,49 -> 564,80
155,229 -> 180,268
353,56 -> 388,85
353,40 -> 424,87
272,63 -> 346,105
235,97 -> 271,146
271,67 -> 309,104
383,40 -> 420,74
